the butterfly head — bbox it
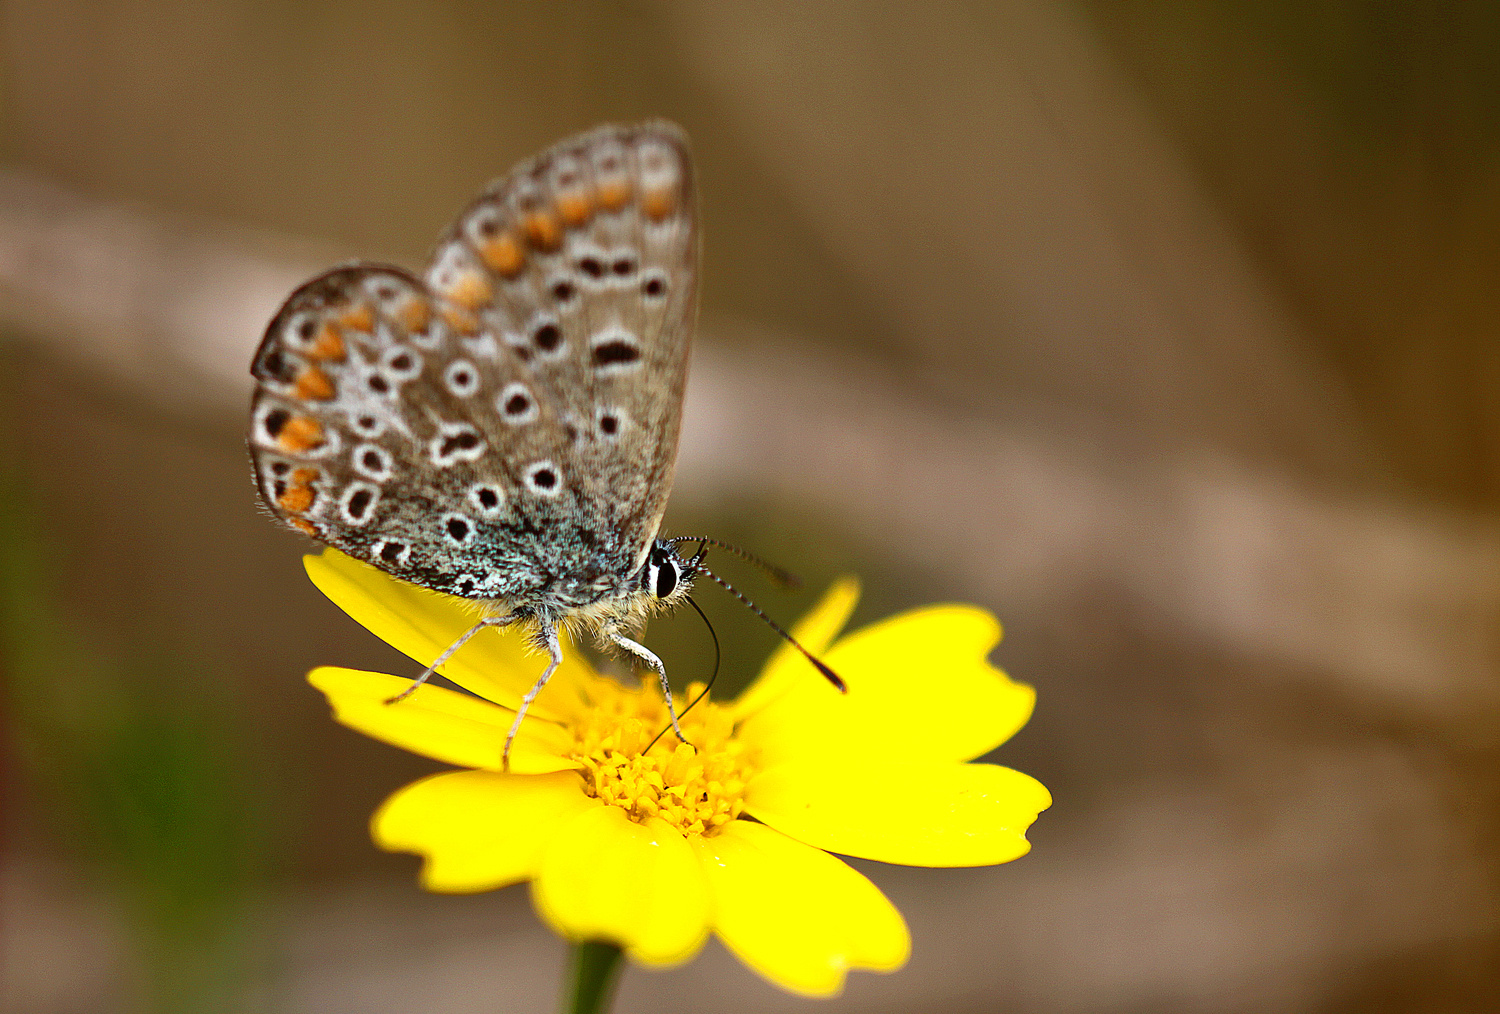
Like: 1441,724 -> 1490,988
640,538 -> 705,605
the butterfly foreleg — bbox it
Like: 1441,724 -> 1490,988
385,612 -> 516,704
603,625 -> 693,751
502,622 -> 563,771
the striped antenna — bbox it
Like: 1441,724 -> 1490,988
667,536 -> 801,588
697,564 -> 846,693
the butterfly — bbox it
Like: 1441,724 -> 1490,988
248,122 -> 722,762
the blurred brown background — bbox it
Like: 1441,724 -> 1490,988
3,2 -> 1498,1012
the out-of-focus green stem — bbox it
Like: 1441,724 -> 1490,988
563,940 -> 624,1014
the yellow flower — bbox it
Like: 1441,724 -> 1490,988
304,548 -> 1050,997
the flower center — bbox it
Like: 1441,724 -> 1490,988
570,680 -> 754,836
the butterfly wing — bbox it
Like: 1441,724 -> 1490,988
248,123 -> 697,608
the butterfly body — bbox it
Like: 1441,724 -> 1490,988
249,124 -> 698,653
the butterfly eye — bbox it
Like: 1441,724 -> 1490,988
654,559 -> 678,599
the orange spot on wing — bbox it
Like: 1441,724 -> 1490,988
395,295 -> 431,333
523,210 -> 562,251
440,304 -> 480,336
477,232 -> 525,277
293,366 -> 335,401
278,466 -> 320,514
289,517 -> 318,536
338,302 -> 374,334
276,416 -> 324,453
596,178 -> 630,211
443,269 -> 492,310
555,189 -> 593,226
306,322 -> 346,362
642,186 -> 676,220
278,484 -> 315,513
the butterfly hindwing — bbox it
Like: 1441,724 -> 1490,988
249,123 -> 698,608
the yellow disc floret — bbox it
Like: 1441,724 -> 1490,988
572,680 -> 755,837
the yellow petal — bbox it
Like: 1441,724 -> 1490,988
304,549 -> 594,721
532,808 -> 710,967
373,770 -> 597,892
732,577 -> 860,721
308,666 -> 578,774
692,821 -> 909,997
745,760 -> 1051,867
738,605 -> 1034,765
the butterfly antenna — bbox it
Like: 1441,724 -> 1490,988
697,565 -> 846,692
644,596 -> 720,754
666,536 -> 801,589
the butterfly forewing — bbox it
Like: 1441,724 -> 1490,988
248,123 -> 697,609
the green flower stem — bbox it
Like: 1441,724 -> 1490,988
564,940 -> 624,1014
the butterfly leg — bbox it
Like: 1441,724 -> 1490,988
502,623 -> 563,771
604,628 -> 693,750
385,613 -> 515,704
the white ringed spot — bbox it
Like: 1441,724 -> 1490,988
640,268 -> 669,302
497,382 -> 538,425
429,422 -> 486,467
352,443 -> 393,481
442,513 -> 474,544
469,483 -> 504,515
589,324 -> 642,373
340,482 -> 380,526
444,359 -> 480,398
381,346 -> 423,381
595,406 -> 628,440
374,540 -> 411,566
523,460 -> 563,497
